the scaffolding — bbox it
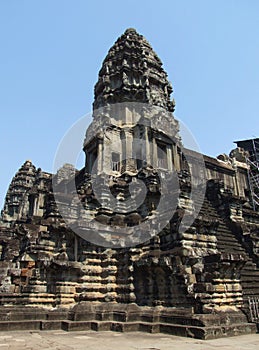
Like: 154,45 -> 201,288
235,138 -> 259,210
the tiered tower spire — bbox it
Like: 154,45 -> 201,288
93,28 -> 175,112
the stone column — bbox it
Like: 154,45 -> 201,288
97,141 -> 103,173
173,145 -> 181,171
167,145 -> 173,171
125,130 -> 133,171
33,195 -> 39,216
153,138 -> 158,167
145,127 -> 151,165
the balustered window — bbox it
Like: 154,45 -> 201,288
111,152 -> 120,172
157,142 -> 168,169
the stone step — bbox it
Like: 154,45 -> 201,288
217,247 -> 244,254
242,283 -> 259,297
0,320 -> 41,331
244,262 -> 258,269
241,271 -> 259,278
0,307 -> 68,321
216,233 -> 241,241
160,321 -> 256,340
59,320 -> 257,340
0,319 -> 63,331
216,242 -> 244,250
41,320 -> 63,330
216,232 -> 242,240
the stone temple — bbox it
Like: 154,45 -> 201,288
0,28 -> 259,339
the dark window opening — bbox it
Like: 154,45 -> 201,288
111,152 -> 120,171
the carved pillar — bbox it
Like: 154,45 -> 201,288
167,145 -> 173,171
97,141 -> 103,173
145,127 -> 151,165
32,193 -> 44,217
125,130 -> 134,171
173,145 -> 181,171
153,138 -> 158,167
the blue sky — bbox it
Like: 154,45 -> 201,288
0,0 -> 258,208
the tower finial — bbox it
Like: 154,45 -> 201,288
124,28 -> 137,34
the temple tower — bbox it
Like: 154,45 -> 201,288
1,160 -> 36,223
84,28 -> 181,177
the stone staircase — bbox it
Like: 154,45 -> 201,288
199,196 -> 259,313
